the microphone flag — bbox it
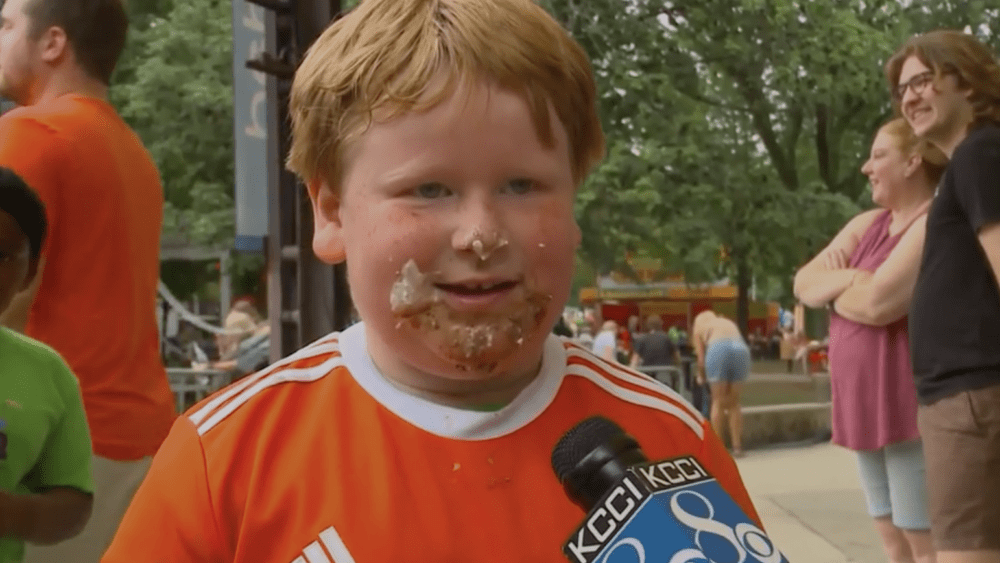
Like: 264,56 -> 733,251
562,455 -> 788,563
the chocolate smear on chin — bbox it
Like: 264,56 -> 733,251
410,293 -> 550,373
388,260 -> 552,373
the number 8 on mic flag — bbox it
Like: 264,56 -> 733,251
563,456 -> 788,563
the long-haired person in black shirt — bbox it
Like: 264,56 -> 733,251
887,30 -> 1000,563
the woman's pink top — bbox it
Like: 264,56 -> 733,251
828,210 -> 921,451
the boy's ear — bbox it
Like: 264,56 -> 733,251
307,178 -> 346,264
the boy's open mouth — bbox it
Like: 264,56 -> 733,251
389,259 -> 551,370
435,281 -> 518,296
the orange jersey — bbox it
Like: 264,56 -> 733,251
0,95 -> 176,459
103,324 -> 759,562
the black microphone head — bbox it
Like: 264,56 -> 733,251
551,416 -> 623,481
551,416 -> 648,511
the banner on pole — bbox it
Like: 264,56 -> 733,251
232,0 -> 268,252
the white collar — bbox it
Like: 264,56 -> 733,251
338,323 -> 567,440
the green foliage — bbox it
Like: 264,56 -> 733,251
160,260 -> 212,301
230,253 -> 267,296
106,0 -> 1000,323
568,256 -> 597,307
544,0 -> 999,326
113,0 -> 235,248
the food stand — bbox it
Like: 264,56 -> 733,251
578,252 -> 780,334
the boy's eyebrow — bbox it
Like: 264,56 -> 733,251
375,158 -> 560,188
375,159 -> 437,187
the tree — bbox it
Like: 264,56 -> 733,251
544,0 -> 1000,333
114,0 -> 235,249
113,0 -> 260,301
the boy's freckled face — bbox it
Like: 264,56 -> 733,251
314,78 -> 579,386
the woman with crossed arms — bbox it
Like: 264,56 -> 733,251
795,117 -> 945,563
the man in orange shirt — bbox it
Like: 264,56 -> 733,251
0,0 -> 176,561
103,0 -> 768,561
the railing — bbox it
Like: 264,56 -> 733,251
167,367 -> 233,412
636,364 -> 688,398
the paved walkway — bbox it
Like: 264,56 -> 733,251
736,442 -> 883,563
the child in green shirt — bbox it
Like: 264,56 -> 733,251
0,167 -> 93,562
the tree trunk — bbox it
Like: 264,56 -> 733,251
735,256 -> 751,339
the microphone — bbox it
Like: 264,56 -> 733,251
551,416 -> 788,563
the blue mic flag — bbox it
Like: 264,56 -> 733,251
563,455 -> 788,563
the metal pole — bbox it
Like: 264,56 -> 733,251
248,0 -> 348,362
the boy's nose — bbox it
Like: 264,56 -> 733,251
457,230 -> 508,261
452,201 -> 508,261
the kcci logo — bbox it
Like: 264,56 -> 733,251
563,457 -> 788,563
601,487 -> 785,563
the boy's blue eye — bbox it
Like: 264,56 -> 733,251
414,182 -> 451,199
504,178 -> 535,195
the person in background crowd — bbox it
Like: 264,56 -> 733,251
888,30 -> 1000,563
768,328 -> 782,360
668,323 -> 681,345
198,300 -> 270,380
780,322 -> 807,373
215,300 -> 261,360
675,325 -> 690,355
795,117 -> 944,563
208,323 -> 271,380
624,314 -> 640,351
0,1 -> 176,560
630,314 -> 680,387
575,324 -> 594,349
592,319 -> 619,362
691,310 -> 751,457
552,315 -> 573,338
0,168 -> 93,563
748,328 -> 764,360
